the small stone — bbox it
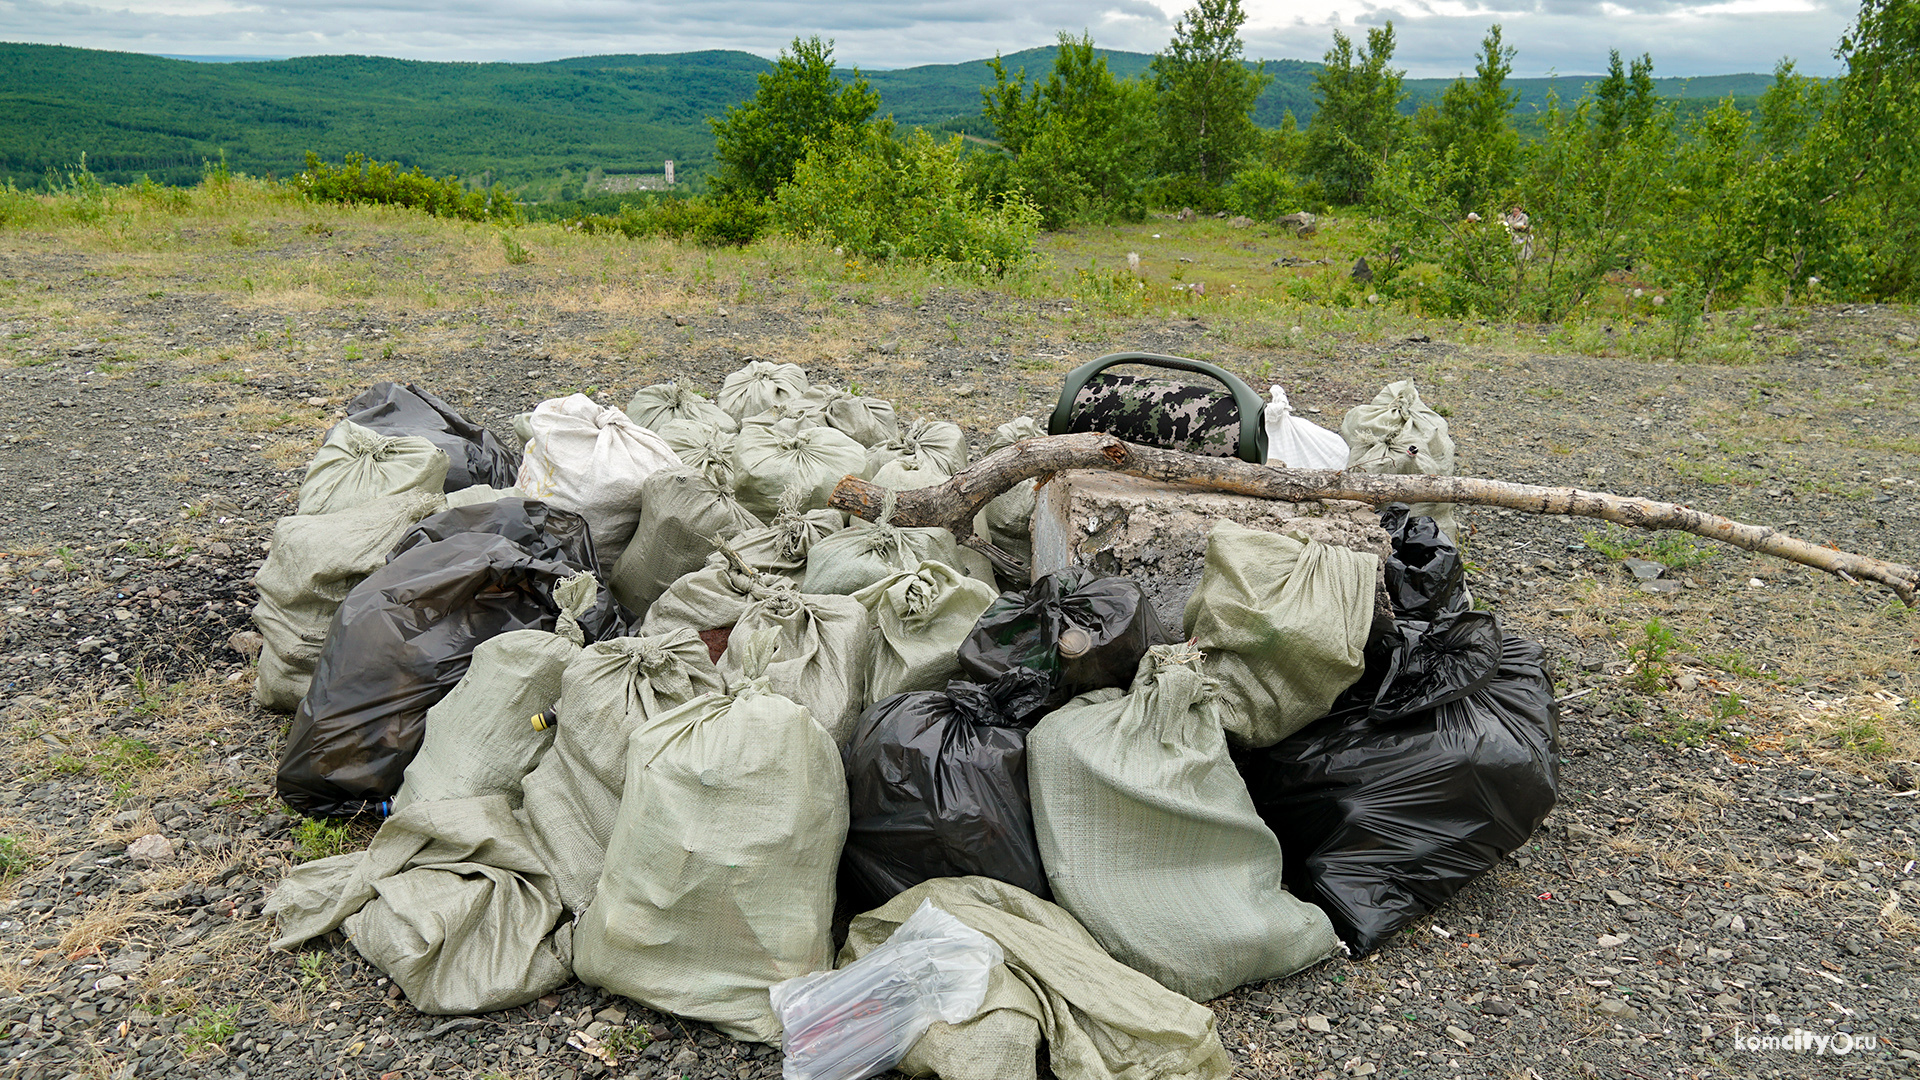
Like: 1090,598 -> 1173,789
1445,1025 -> 1475,1046
127,834 -> 176,864
669,1048 -> 699,1069
1596,999 -> 1638,1020
1376,1024 -> 1399,1037
1597,934 -> 1627,948
1639,579 -> 1684,594
1352,1064 -> 1377,1077
1623,559 -> 1665,581
1481,1001 -> 1517,1017
593,1006 -> 627,1025
304,397 -> 329,407
1305,1015 -> 1331,1033
1606,890 -> 1638,907
953,383 -> 975,398
227,630 -> 264,663
875,340 -> 899,356
93,974 -> 126,992
1728,914 -> 1747,933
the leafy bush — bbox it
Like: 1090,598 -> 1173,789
564,193 -> 769,246
295,152 -> 520,224
1225,164 -> 1310,219
772,126 -> 1039,274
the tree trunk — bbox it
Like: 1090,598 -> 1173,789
828,433 -> 1918,604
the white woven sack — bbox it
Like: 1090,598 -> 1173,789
853,561 -> 998,706
390,573 -> 599,813
1341,379 -> 1457,536
296,420 -> 449,516
571,643 -> 846,1044
1262,386 -> 1348,470
715,589 -> 873,743
514,394 -> 681,566
1029,644 -> 1342,1002
718,359 -> 809,421
732,423 -> 869,522
867,418 -> 968,476
656,418 -> 737,476
516,631 -> 724,914
804,384 -> 898,447
608,467 -> 764,617
251,490 -> 449,711
625,381 -> 738,433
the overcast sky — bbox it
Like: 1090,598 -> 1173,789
1,0 -> 1858,78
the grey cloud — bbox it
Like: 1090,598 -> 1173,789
0,0 -> 1852,75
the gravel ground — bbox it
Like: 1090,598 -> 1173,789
0,219 -> 1917,1080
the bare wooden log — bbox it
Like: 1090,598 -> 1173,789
828,433 -> 1919,605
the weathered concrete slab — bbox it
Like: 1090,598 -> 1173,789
1031,471 -> 1393,631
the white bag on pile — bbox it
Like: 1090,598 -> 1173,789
1262,386 -> 1348,469
854,561 -> 998,706
571,638 -> 847,1044
517,632 -> 724,914
1030,644 -> 1343,1003
837,877 -> 1233,1080
1183,522 -> 1376,747
443,484 -> 528,508
732,423 -> 869,521
771,900 -> 1001,1080
1342,379 -> 1457,536
802,516 -> 990,596
265,795 -> 571,1015
867,418 -> 968,476
625,381 -> 737,433
718,359 -> 810,421
657,417 -> 737,476
607,465 -> 764,617
980,417 -> 1042,563
296,420 -> 450,516
637,548 -> 790,654
251,490 -> 449,711
390,573 -> 599,814
740,397 -> 830,434
804,384 -> 898,447
715,588 -> 873,743
514,394 -> 681,565
724,503 -> 847,584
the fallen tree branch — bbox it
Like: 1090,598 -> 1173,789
828,433 -> 1918,605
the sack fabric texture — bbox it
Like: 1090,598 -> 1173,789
571,656 -> 846,1045
802,517 -> 985,597
1341,379 -> 1457,537
607,467 -> 764,618
803,384 -> 898,447
1182,522 -> 1377,747
1030,644 -> 1341,1002
731,423 -> 869,522
296,420 -> 449,516
275,531 -> 583,818
980,417 -> 1043,564
1236,612 -> 1560,956
842,669 -> 1054,906
657,418 -> 738,476
838,876 -> 1233,1080
514,394 -> 681,566
718,360 -> 810,422
518,632 -> 725,916
721,507 -> 846,584
866,419 -> 968,477
346,381 -> 522,492
853,561 -> 998,706
714,588 -> 873,744
389,572 -> 598,814
625,382 -> 738,434
265,795 -> 571,1015
251,490 -> 448,712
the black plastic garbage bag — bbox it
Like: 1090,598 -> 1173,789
842,669 -> 1053,906
276,531 -> 584,818
346,381 -> 522,492
956,567 -> 1171,718
392,498 -> 633,641
1235,611 -> 1559,957
1380,504 -> 1469,621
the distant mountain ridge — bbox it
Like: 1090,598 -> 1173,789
0,42 -> 1776,195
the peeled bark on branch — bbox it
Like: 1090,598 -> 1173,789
828,433 -> 1918,605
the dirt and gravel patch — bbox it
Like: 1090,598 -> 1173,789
1,218 -> 1918,1080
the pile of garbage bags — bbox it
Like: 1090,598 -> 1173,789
257,366 -> 1550,1079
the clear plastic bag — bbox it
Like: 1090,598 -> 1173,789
769,900 -> 1002,1080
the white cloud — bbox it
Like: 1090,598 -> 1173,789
0,0 -> 1853,75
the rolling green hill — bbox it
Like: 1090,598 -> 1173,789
1,41 -> 1779,197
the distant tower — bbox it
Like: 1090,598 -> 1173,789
664,160 -> 675,187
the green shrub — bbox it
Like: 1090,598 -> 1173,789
294,152 -> 520,224
564,193 -> 769,247
773,126 -> 1039,273
1225,165 -> 1310,219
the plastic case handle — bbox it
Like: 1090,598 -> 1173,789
1048,351 -> 1268,464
